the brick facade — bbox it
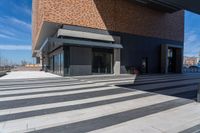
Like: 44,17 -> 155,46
32,0 -> 184,51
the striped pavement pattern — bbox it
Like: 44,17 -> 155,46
120,73 -> 200,101
0,74 -> 200,133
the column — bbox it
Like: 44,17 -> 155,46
161,44 -> 168,74
114,49 -> 121,75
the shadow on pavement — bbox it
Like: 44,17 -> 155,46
117,73 -> 200,101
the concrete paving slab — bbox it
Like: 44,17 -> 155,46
0,73 -> 200,133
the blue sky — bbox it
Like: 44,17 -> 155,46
0,0 -> 32,64
185,11 -> 200,57
0,1 -> 199,64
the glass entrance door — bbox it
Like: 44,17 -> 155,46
168,48 -> 176,73
92,48 -> 113,74
141,57 -> 148,74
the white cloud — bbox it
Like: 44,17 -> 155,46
8,17 -> 32,30
0,34 -> 13,39
0,29 -> 16,37
0,19 -> 31,41
187,33 -> 197,42
0,33 -> 25,41
24,7 -> 32,16
11,1 -> 32,16
0,16 -> 31,31
0,45 -> 31,50
184,31 -> 200,57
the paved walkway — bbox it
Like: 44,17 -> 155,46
0,71 -> 61,80
119,73 -> 200,101
0,74 -> 200,132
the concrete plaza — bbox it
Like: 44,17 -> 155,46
0,72 -> 200,132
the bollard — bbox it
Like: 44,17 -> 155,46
197,84 -> 200,102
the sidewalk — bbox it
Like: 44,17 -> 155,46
0,71 -> 61,80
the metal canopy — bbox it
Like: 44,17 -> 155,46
134,0 -> 200,14
40,37 -> 123,51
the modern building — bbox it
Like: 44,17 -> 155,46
32,0 -> 200,76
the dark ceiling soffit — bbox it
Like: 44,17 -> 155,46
157,0 -> 200,14
40,37 -> 123,51
134,0 -> 200,14
133,0 -> 181,13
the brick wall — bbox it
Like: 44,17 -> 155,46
32,0 -> 184,50
32,0 -> 45,50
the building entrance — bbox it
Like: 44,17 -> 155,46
92,48 -> 113,74
168,47 -> 176,73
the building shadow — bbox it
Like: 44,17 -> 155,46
117,73 -> 200,101
92,0 -> 164,35
92,0 -> 183,74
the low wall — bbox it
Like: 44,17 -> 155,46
0,71 -> 7,77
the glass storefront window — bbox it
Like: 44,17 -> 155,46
50,52 -> 64,75
49,56 -> 54,71
64,47 -> 70,76
60,53 -> 64,75
92,49 -> 113,74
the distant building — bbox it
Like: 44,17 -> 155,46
183,56 -> 199,67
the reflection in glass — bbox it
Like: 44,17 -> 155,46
168,48 -> 176,73
50,52 -> 64,75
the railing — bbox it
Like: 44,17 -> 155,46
197,84 -> 200,102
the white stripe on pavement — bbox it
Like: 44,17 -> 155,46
0,95 -> 176,133
89,102 -> 199,133
0,83 -> 107,95
0,91 -> 144,116
0,86 -> 118,102
90,77 -> 135,82
0,81 -> 88,90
